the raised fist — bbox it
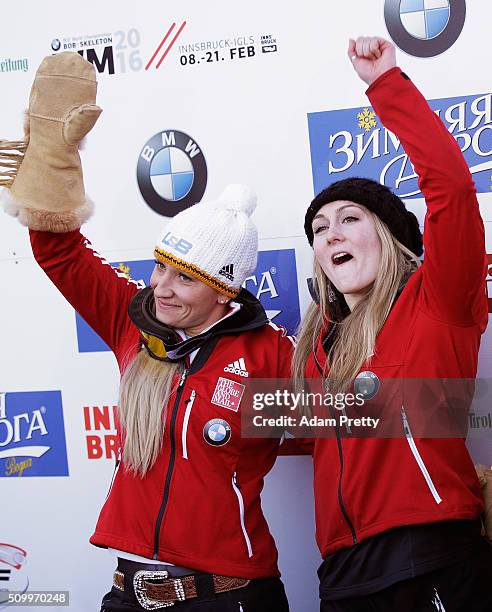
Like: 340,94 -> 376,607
348,36 -> 397,87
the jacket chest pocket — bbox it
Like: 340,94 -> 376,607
180,388 -> 240,462
231,471 -> 253,558
181,390 -> 196,460
350,365 -> 403,431
401,406 -> 442,505
356,367 -> 443,506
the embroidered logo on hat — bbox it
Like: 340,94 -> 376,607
203,418 -> 231,446
219,263 -> 234,281
211,377 -> 245,412
161,232 -> 193,255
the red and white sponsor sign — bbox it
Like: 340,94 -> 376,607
211,377 -> 245,412
0,543 -> 26,570
83,405 -> 119,460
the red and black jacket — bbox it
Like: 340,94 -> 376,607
306,68 -> 488,558
30,228 -> 295,578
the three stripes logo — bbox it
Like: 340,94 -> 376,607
219,264 -> 234,281
224,358 -> 249,378
146,22 -> 187,70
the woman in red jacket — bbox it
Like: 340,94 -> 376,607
293,36 -> 492,611
2,53 -> 293,612
28,185 -> 294,612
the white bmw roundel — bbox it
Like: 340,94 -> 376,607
203,418 -> 232,446
384,0 -> 466,58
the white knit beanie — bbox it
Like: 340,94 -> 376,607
154,184 -> 258,297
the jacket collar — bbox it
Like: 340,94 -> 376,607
128,286 -> 268,362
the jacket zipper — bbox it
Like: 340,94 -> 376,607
334,422 -> 357,544
314,348 -> 357,546
181,390 -> 196,460
153,368 -> 188,559
401,406 -> 442,504
231,472 -> 253,558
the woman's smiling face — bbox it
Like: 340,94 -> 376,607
150,261 -> 227,335
312,200 -> 382,310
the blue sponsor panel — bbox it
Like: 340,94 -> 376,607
0,391 -> 68,477
244,249 -> 300,336
76,249 -> 300,353
308,92 -> 492,199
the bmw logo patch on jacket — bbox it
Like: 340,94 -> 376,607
29,230 -> 295,579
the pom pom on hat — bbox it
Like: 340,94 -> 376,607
216,184 -> 257,216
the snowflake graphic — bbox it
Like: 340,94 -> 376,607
118,263 -> 131,279
357,108 -> 377,132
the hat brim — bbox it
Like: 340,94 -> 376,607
154,247 -> 240,298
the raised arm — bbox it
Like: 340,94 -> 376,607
30,228 -> 140,353
349,37 -> 487,327
1,52 -> 145,353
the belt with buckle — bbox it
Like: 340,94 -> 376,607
113,563 -> 250,609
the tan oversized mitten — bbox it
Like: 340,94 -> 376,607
475,464 -> 492,540
0,52 -> 102,232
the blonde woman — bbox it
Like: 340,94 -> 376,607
294,37 -> 492,610
2,54 -> 293,611
30,184 -> 294,612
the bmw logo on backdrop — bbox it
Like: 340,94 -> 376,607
384,0 -> 466,57
137,130 -> 207,217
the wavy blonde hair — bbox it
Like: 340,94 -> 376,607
118,348 -> 180,477
293,214 -> 420,394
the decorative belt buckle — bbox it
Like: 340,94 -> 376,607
133,569 -> 177,609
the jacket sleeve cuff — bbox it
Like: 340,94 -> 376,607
365,66 -> 407,96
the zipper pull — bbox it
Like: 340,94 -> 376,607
178,369 -> 188,389
401,406 -> 411,437
185,389 -> 196,405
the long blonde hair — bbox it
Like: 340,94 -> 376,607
293,214 -> 420,393
118,347 -> 180,477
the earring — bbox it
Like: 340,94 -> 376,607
328,284 -> 337,303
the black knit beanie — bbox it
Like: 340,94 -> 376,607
304,177 -> 423,257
